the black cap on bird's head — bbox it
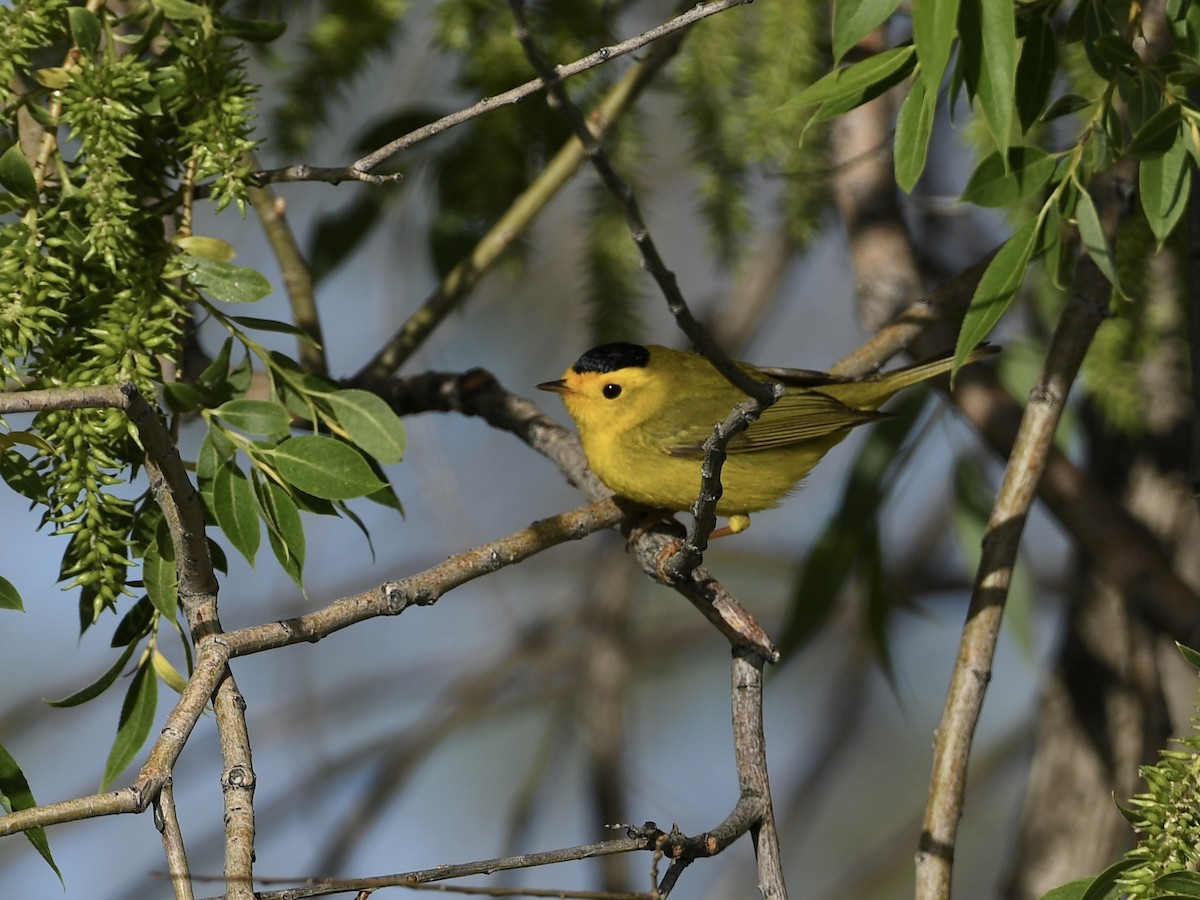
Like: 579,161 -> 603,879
570,342 -> 650,374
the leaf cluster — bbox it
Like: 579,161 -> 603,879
0,2 -> 407,812
791,0 -> 1200,379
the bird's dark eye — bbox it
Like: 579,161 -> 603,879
602,383 -> 622,399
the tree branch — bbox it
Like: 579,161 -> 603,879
347,0 -> 753,176
154,780 -> 195,900
915,260 -> 1111,900
244,152 -> 326,376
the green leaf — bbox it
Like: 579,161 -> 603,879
954,217 -> 1039,374
151,650 -> 189,695
183,256 -> 273,304
0,575 -> 23,611
254,477 -> 305,588
325,389 -> 407,464
1041,93 -> 1094,122
1074,188 -> 1122,292
1076,858 -> 1143,900
155,0 -> 207,20
833,0 -> 904,63
111,597 -> 155,647
46,640 -> 140,708
0,742 -> 62,883
1141,132 -> 1191,248
1037,878 -> 1099,900
100,661 -> 158,790
174,235 -> 236,261
68,6 -> 102,55
213,460 -> 260,565
0,143 -> 37,203
142,526 -> 178,624
1176,641 -> 1200,669
213,398 -> 292,435
790,46 -> 918,109
1126,103 -> 1182,158
216,14 -> 287,43
895,75 -> 939,192
1015,15 -> 1057,131
959,0 -> 1017,154
228,315 -> 322,347
960,146 -> 1058,207
1152,871 -> 1200,896
267,435 -> 386,500
913,0 -> 960,94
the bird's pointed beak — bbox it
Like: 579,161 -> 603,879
537,379 -> 570,395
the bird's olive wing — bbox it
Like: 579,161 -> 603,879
666,390 -> 886,457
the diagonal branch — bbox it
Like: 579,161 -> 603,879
915,260 -> 1111,900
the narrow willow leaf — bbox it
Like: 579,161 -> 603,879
1176,641 -> 1200,669
1036,878 -> 1099,900
1041,93 -> 1094,122
255,477 -> 305,588
183,256 -> 272,304
1074,188 -> 1122,292
0,742 -> 62,883
111,597 -> 155,647
833,0 -> 904,63
913,0 -> 960,93
895,75 -> 939,191
213,459 -> 260,565
960,146 -> 1058,207
324,389 -> 407,464
142,527 -> 178,624
213,398 -> 292,435
46,640 -> 140,707
151,650 -> 189,695
1126,103 -> 1182,158
959,0 -> 1017,154
174,235 -> 236,261
228,315 -> 322,347
954,217 -> 1039,375
267,435 -> 386,500
1076,858 -> 1144,900
1151,871 -> 1200,895
1141,132 -> 1191,248
67,6 -> 102,55
0,575 -> 23,611
216,14 -> 288,43
3,431 -> 56,454
791,46 -> 918,109
155,0 -> 207,19
0,143 -> 37,202
100,662 -> 158,790
1015,15 -> 1057,131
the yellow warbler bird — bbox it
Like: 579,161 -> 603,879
539,342 -> 994,534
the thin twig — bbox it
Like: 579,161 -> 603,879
154,780 -> 195,900
347,0 -> 753,176
354,31 -> 685,384
914,260 -> 1111,900
244,152 -> 327,376
218,832 -> 660,900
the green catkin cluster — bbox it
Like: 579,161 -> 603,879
1116,719 -> 1200,894
0,3 -> 256,626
